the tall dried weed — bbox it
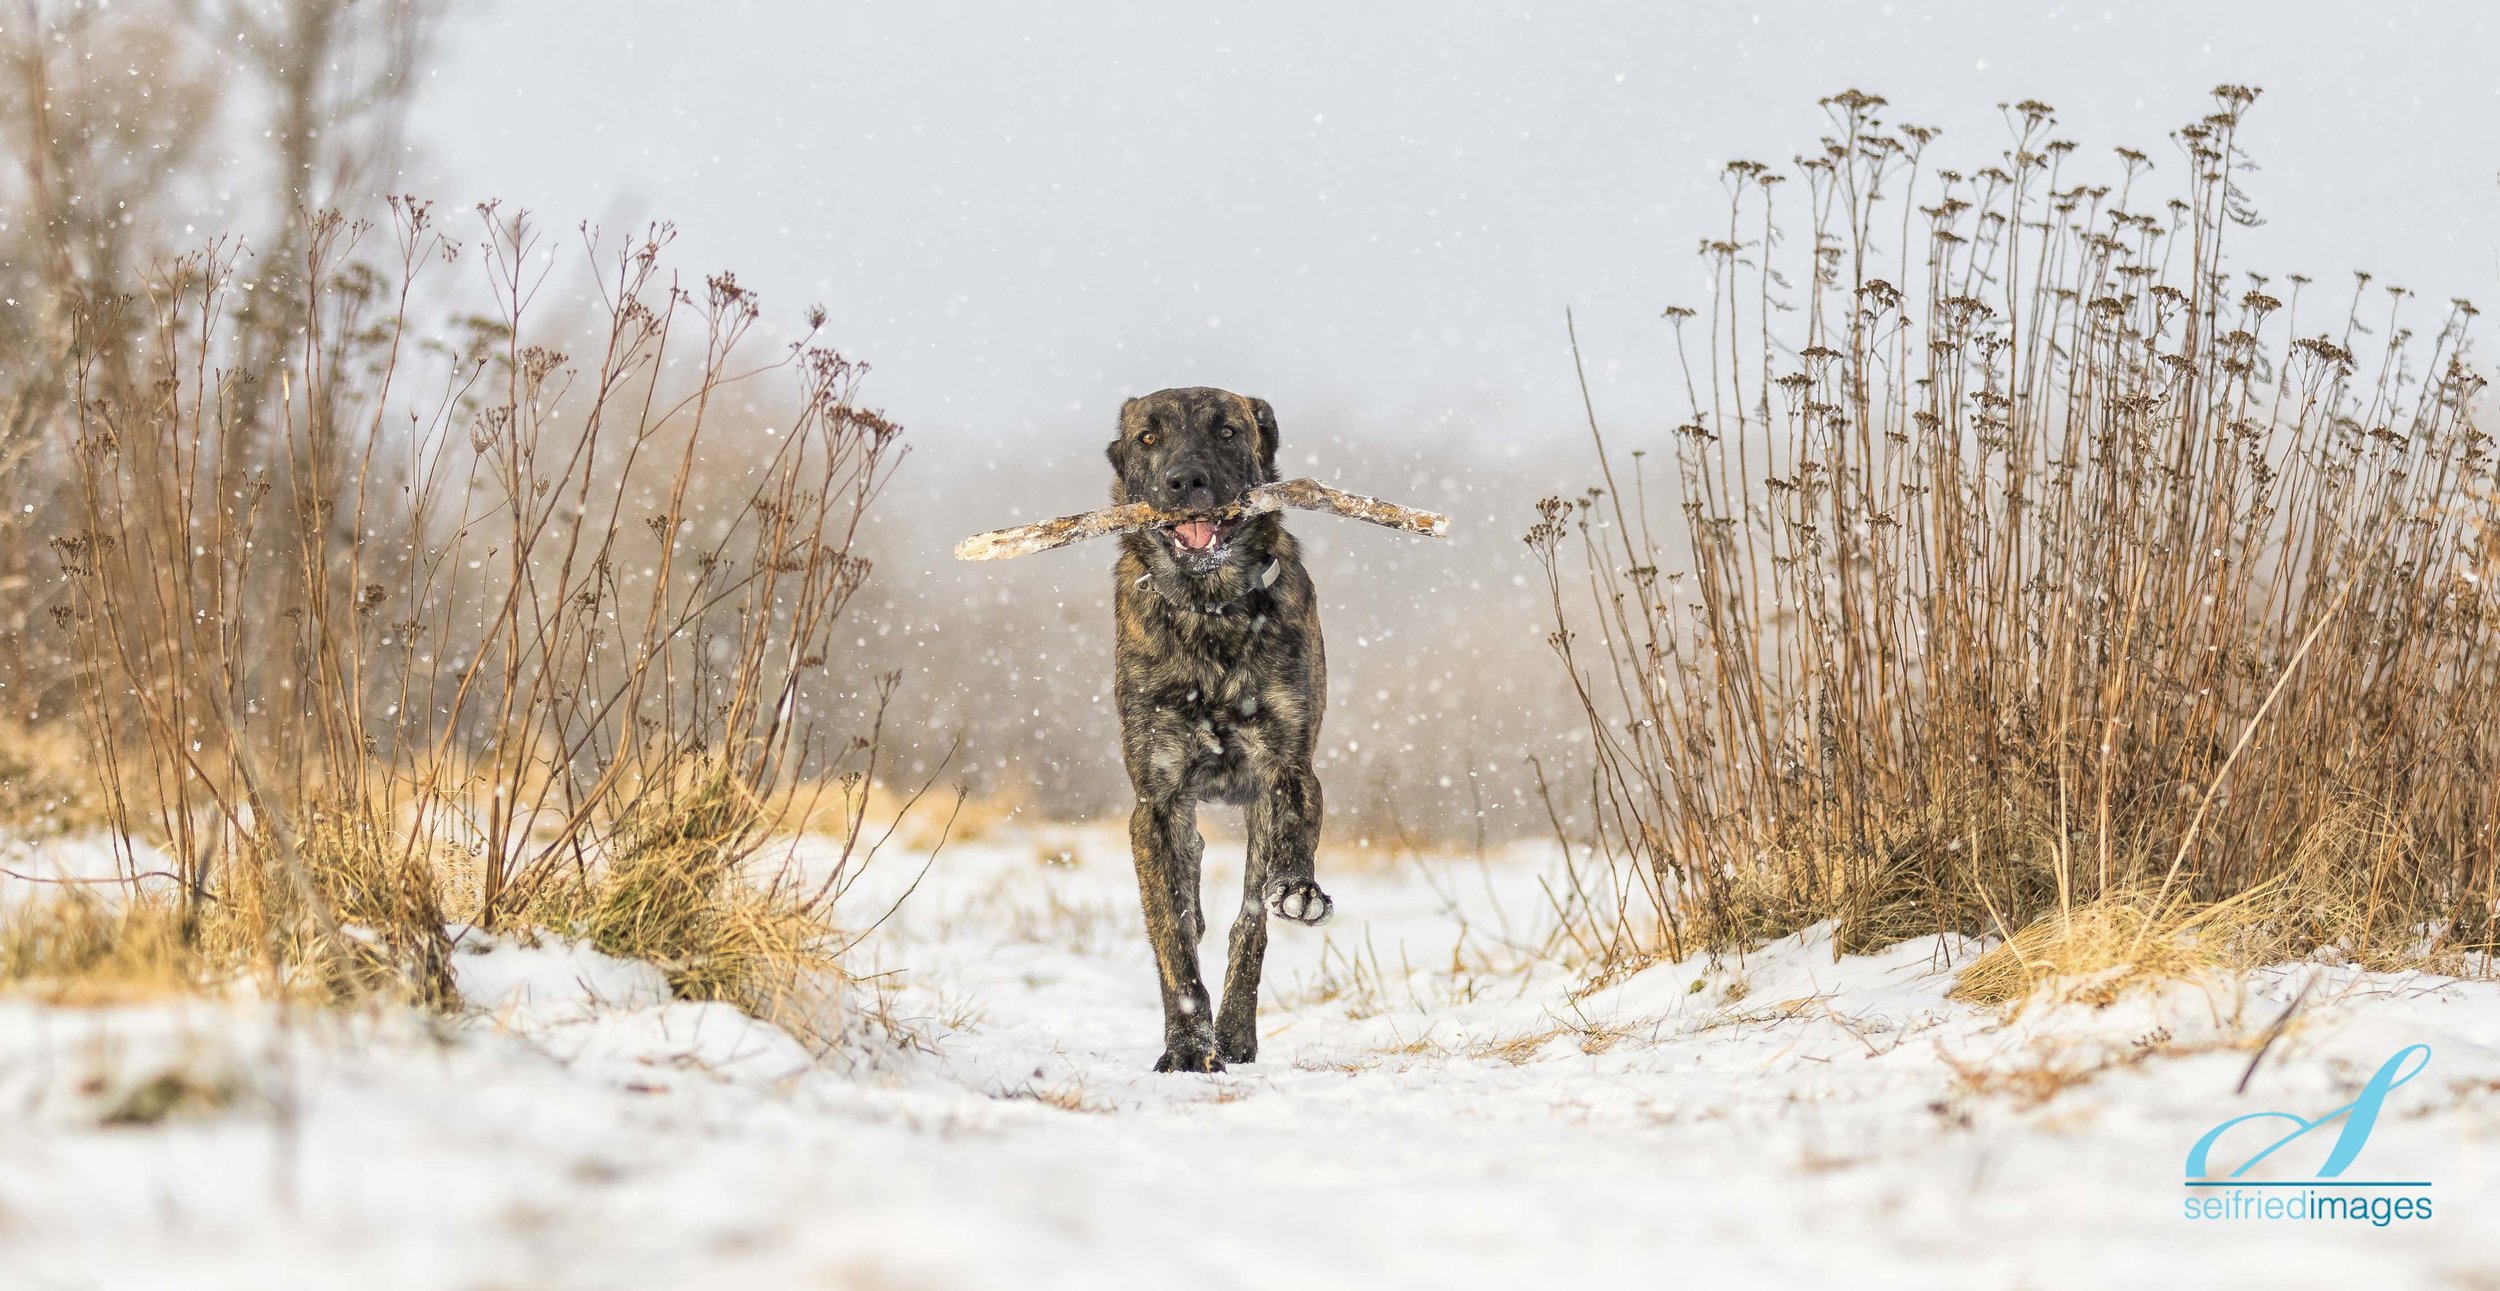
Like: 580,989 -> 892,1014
1534,88 -> 2496,984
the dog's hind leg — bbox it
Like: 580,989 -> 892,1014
1130,795 -> 1219,1072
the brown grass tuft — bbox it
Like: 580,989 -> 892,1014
562,765 -> 847,1041
1949,890 -> 2272,1008
0,891 -> 203,1004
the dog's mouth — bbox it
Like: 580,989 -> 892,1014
1158,518 -> 1237,563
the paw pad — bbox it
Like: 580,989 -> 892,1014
1262,878 -> 1334,926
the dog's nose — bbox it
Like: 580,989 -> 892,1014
1165,468 -> 1215,511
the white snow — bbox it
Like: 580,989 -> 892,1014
450,928 -> 677,1015
2,824 -> 2497,1288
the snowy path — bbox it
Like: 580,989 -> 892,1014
3,825 -> 2499,1289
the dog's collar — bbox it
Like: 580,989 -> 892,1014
1142,556 -> 1281,616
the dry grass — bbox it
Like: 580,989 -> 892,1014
1949,889 -> 2270,1008
0,5 -> 914,1030
5,201 -> 922,1028
0,779 -> 845,1019
1940,1041 -> 2152,1110
0,892 -> 204,1004
0,721 -> 110,835
997,1080 -> 1113,1115
1473,1028 -> 1564,1065
1534,86 -> 2498,982
557,766 -> 848,1041
1956,844 -> 2478,1008
1940,1022 -> 2256,1109
0,801 -> 458,1009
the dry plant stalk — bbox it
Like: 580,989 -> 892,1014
952,477 -> 1450,561
1532,87 -> 2497,975
35,198 -> 917,1018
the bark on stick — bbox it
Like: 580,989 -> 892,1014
953,478 -> 1449,561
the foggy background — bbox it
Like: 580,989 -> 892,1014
403,0 -> 2499,836
17,0 -> 2497,837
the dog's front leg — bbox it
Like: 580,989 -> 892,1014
1215,842 -> 1271,1066
1256,763 -> 1332,927
1218,764 -> 1329,1064
1130,793 -> 1218,1072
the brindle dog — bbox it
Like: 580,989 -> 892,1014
1106,386 -> 1333,1073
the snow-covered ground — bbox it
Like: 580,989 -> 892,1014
3,824 -> 2497,1289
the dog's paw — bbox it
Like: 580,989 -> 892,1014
1153,1046 -> 1225,1074
1263,877 -> 1334,926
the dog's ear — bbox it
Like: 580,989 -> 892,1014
1248,396 -> 1281,482
1106,397 -> 1143,501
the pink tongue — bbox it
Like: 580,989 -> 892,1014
1175,521 -> 1218,551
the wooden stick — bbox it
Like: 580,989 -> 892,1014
953,478 -> 1449,561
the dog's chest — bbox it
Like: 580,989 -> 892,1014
1138,606 -> 1274,701
1119,592 -> 1307,732
1129,608 -> 1304,795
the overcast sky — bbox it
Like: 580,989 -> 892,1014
410,0 -> 2497,453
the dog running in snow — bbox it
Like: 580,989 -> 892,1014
1104,386 -> 1333,1072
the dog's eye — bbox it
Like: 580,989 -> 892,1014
1140,431 -> 1159,447
1219,424 -> 1236,438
